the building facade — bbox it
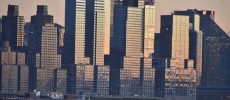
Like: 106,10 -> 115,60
26,5 -> 66,94
2,5 -> 25,51
155,15 -> 196,99
0,42 -> 29,94
110,0 -> 156,96
174,10 -> 203,85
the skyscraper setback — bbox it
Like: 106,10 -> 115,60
26,5 -> 65,94
2,5 -> 25,51
155,14 -> 196,98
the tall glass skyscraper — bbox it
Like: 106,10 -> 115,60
2,5 -> 25,51
63,0 -> 87,65
64,0 -> 110,95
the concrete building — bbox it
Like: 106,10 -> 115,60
0,42 -> 29,94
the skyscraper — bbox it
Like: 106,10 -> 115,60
85,0 -> 105,65
174,10 -> 203,85
64,0 -> 110,95
110,0 -> 156,96
155,14 -> 196,98
2,5 -> 25,51
63,0 -> 87,65
26,5 -> 65,94
196,10 -> 230,87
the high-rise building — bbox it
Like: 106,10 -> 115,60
0,41 -> 29,94
26,5 -> 66,94
63,0 -> 87,65
196,10 -> 230,87
64,0 -> 111,95
110,0 -> 156,96
2,5 -> 25,51
191,10 -> 230,100
155,14 -> 196,99
174,10 -> 203,85
85,0 -> 105,65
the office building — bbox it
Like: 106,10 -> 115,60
155,14 -> 196,99
196,10 -> 230,87
27,5 -> 66,94
2,5 -> 25,51
174,10 -> 203,85
85,0 -> 105,65
67,65 -> 110,96
110,0 -> 156,96
64,0 -> 111,95
0,42 -> 29,94
192,10 -> 230,100
63,0 -> 87,65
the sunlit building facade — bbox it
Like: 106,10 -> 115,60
67,65 -> 110,96
110,0 -> 156,96
27,5 -> 66,94
174,10 -> 203,85
2,5 -> 25,51
0,43 -> 29,94
155,15 -> 196,99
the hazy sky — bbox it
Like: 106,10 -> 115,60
0,0 -> 229,32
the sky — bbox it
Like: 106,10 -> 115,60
0,0 -> 229,32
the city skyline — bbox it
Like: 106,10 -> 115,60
0,0 -> 230,99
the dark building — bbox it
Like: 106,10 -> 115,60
54,23 -> 65,54
24,22 -> 31,46
26,5 -> 65,94
1,5 -> 25,51
0,41 -> 29,94
196,10 -> 230,100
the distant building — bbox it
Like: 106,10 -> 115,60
174,10 -> 203,85
110,0 -> 156,97
26,5 -> 66,94
0,41 -> 29,94
155,14 -> 196,99
64,0 -> 111,95
2,5 -> 25,51
67,65 -> 110,96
